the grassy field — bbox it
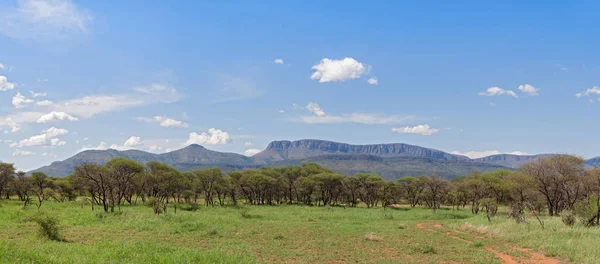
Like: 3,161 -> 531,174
0,200 -> 596,263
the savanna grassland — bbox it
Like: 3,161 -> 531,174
2,199 -> 597,264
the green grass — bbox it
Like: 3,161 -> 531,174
0,200 -> 591,263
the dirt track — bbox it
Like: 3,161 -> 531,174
416,223 -> 561,264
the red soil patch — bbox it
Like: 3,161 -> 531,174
416,222 -> 563,264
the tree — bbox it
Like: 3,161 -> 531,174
397,176 -> 424,207
522,155 -> 585,216
74,163 -> 112,212
311,173 -> 345,206
421,176 -> 449,213
11,171 -> 32,207
195,168 -> 224,207
355,173 -> 384,208
105,158 -> 144,206
0,163 -> 15,199
31,172 -> 49,209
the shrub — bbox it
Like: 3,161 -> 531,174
240,207 -> 252,219
421,245 -> 437,254
30,214 -> 63,241
383,211 -> 394,220
472,241 -> 484,248
207,229 -> 218,236
508,202 -> 527,224
273,234 -> 284,240
562,211 -> 576,226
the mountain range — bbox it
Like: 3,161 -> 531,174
30,139 -> 600,180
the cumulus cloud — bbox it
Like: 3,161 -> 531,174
576,86 -> 600,99
137,116 -> 188,128
13,149 -> 35,156
0,76 -> 16,91
299,102 -> 412,125
391,125 -> 439,136
451,150 -> 530,159
518,84 -> 539,96
79,141 -> 107,151
244,149 -> 261,156
12,92 -> 34,108
306,102 -> 327,117
367,77 -> 378,85
186,128 -> 231,145
478,87 -> 518,98
11,127 -> 68,147
36,111 -> 78,123
310,57 -> 367,83
274,58 -> 284,64
0,117 -> 21,132
123,136 -> 142,147
0,0 -> 92,40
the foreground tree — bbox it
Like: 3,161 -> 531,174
0,163 -> 15,199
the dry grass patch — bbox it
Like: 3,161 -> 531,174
364,232 -> 383,242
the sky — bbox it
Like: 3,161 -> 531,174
1,0 -> 600,171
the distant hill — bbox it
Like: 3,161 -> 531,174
473,154 -> 555,169
252,139 -> 469,163
30,139 -> 600,180
587,157 -> 600,168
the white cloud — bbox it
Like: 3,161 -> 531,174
0,64 -> 5,70
45,83 -> 178,118
123,136 -> 142,147
36,100 -> 53,106
518,84 -> 539,96
0,117 -> 21,132
278,109 -> 285,113
79,141 -> 107,151
478,87 -> 518,98
451,150 -> 530,159
392,125 -> 439,136
12,127 -> 68,147
148,145 -> 163,152
576,86 -> 600,98
310,57 -> 367,83
306,102 -> 326,117
13,149 -> 35,156
29,90 -> 47,97
0,76 -> 16,91
0,0 -> 92,40
367,77 -> 378,85
186,128 -> 231,145
299,102 -> 412,125
36,111 -> 78,123
137,116 -> 188,128
244,141 -> 253,147
244,149 -> 261,156
12,92 -> 34,108
274,58 -> 284,64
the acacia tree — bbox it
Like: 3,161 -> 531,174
74,163 -> 113,212
421,175 -> 449,213
105,158 -> 144,206
397,176 -> 423,207
0,163 -> 15,199
11,171 -> 32,207
522,155 -> 585,216
195,168 -> 224,207
355,173 -> 384,208
31,172 -> 49,209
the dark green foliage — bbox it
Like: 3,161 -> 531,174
29,214 -> 63,241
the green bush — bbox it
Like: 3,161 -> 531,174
30,214 -> 63,241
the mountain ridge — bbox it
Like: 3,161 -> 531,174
29,139 -> 599,179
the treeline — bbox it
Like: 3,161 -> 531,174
1,155 -> 600,224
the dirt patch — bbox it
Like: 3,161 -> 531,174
416,222 -> 563,264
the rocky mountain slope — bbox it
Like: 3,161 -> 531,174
30,139 -> 599,179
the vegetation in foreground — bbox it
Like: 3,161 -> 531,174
0,154 -> 599,263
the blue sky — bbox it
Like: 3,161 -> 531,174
1,0 -> 600,171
